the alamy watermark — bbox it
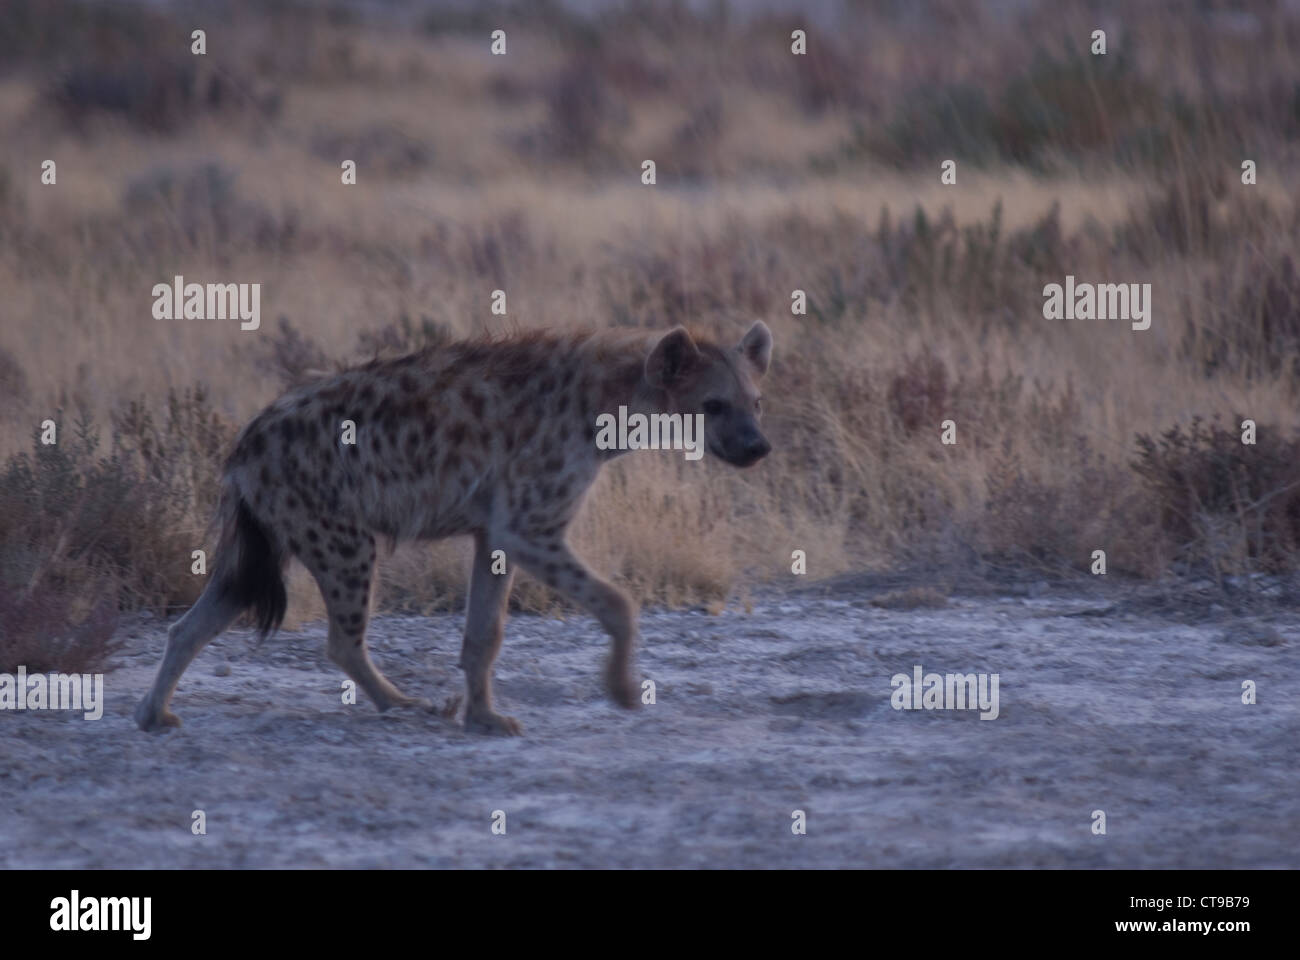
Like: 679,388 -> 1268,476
594,406 -> 705,461
50,891 -> 151,940
0,667 -> 104,720
1043,275 -> 1151,331
891,665 -> 1000,720
152,275 -> 260,330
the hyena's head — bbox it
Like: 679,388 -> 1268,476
645,321 -> 773,467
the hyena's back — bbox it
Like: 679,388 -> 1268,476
227,331 -> 628,549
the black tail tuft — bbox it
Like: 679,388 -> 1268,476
218,494 -> 288,641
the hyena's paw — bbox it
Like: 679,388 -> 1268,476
604,663 -> 641,710
134,699 -> 181,733
464,706 -> 523,736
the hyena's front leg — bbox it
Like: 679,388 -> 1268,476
501,533 -> 640,709
459,531 -> 520,735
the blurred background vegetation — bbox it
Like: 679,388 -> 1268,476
1,0 -> 1298,668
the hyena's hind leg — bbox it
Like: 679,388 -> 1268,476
134,580 -> 243,731
299,529 -> 428,713
459,530 -> 519,735
136,494 -> 286,732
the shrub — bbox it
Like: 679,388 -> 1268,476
247,317 -> 334,390
0,585 -> 118,675
1185,252 -> 1300,380
888,352 -> 949,435
311,127 -> 432,178
1133,418 -> 1300,578
0,391 -> 236,633
872,44 -> 1162,170
122,162 -> 299,255
984,436 -> 1128,575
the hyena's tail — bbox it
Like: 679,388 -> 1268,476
210,483 -> 288,641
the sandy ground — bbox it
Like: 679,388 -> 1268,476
2,576 -> 1297,869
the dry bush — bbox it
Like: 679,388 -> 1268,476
375,540 -> 470,616
50,59 -> 279,134
0,586 -> 119,675
354,315 -> 455,361
1185,252 -> 1300,381
665,97 -> 727,180
111,385 -> 235,539
1133,418 -> 1300,579
311,127 -> 432,178
517,56 -> 631,163
0,347 -> 31,414
1116,167 -> 1241,262
774,202 -> 1066,329
0,165 -> 20,229
995,45 -> 1160,164
1121,168 -> 1299,382
888,352 -> 949,435
11,0 -> 283,133
1,0 -> 172,67
0,391 -> 236,637
31,0 -> 280,135
870,43 -> 1160,169
598,223 -> 777,329
121,163 -> 300,257
247,317 -> 334,391
983,437 -> 1137,576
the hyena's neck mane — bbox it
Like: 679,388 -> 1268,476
575,327 -> 724,416
396,326 -> 725,412
357,326 -> 724,421
577,329 -> 664,415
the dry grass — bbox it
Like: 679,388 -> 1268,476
2,0 -> 1299,655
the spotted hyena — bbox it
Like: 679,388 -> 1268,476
135,322 -> 773,735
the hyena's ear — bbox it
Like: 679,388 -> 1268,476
645,326 -> 701,388
738,320 -> 772,378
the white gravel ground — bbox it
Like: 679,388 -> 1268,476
2,579 -> 1296,868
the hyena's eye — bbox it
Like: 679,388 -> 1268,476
702,399 -> 727,417
754,398 -> 762,414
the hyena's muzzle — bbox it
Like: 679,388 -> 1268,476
705,405 -> 771,467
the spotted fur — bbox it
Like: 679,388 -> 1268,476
135,322 -> 773,735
